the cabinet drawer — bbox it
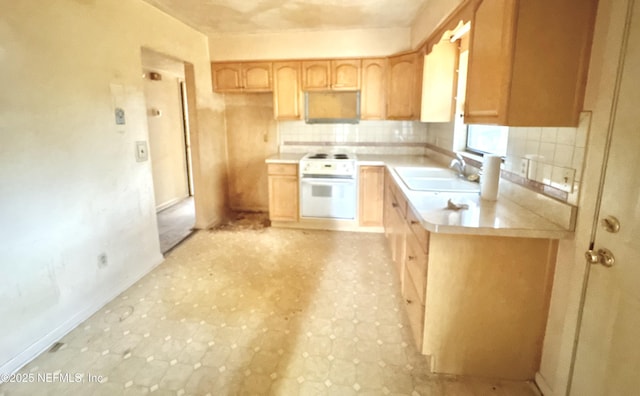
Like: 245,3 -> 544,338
267,163 -> 298,176
403,266 -> 425,350
407,207 -> 429,253
405,233 -> 428,303
389,186 -> 407,219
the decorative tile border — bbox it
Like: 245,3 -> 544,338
500,170 -> 569,202
283,141 -> 429,147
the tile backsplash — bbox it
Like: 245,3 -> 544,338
276,113 -> 590,206
278,120 -> 428,155
503,112 -> 591,204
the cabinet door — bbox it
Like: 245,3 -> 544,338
211,62 -> 243,92
403,257 -> 425,350
268,174 -> 299,222
465,0 -> 597,126
383,169 -> 393,239
243,62 -> 272,91
421,39 -> 458,122
405,233 -> 428,303
464,0 -> 515,124
273,62 -> 302,120
391,192 -> 407,277
301,60 -> 330,90
331,59 -> 361,90
387,52 -> 419,120
358,166 -> 384,227
361,59 -> 386,120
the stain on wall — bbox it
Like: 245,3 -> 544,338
224,93 -> 278,212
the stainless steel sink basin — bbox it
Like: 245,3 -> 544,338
394,167 -> 480,193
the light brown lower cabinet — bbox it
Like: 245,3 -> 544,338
383,170 -> 558,381
267,163 -> 298,222
358,166 -> 384,227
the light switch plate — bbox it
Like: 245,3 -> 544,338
135,141 -> 148,162
115,107 -> 126,125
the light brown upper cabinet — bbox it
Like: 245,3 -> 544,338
331,59 -> 361,90
387,52 -> 420,120
273,61 -> 302,120
421,37 -> 460,122
211,62 -> 272,93
301,59 -> 361,91
361,58 -> 387,120
464,0 -> 598,126
301,60 -> 331,90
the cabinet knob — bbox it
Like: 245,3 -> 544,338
392,202 -> 399,208
410,220 -> 419,225
408,255 -> 416,261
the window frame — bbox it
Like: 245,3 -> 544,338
465,124 -> 509,157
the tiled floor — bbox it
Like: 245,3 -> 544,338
0,226 -> 541,395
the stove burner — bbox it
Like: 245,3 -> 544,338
303,153 -> 355,160
307,153 -> 329,159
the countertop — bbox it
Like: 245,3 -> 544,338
264,154 -> 572,239
265,153 -> 304,164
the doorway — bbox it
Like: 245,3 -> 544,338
141,48 -> 195,254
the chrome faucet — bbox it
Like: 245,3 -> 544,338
449,153 -> 466,177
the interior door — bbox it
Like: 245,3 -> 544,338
569,1 -> 640,394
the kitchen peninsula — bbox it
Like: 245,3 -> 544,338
266,153 -> 569,380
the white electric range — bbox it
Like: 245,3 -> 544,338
298,153 -> 358,220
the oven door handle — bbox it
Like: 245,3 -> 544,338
301,178 -> 355,185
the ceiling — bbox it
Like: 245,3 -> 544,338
143,0 -> 428,36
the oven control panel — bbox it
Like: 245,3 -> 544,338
300,160 -> 355,177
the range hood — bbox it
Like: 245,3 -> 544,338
304,91 -> 360,124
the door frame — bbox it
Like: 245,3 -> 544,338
179,80 -> 195,197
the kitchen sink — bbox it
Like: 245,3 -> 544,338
394,167 -> 455,179
394,167 -> 480,193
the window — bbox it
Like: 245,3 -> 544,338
466,125 -> 509,156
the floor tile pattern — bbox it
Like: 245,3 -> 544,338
0,227 -> 540,395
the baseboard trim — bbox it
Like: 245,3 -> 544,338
0,253 -> 164,380
271,218 -> 384,233
535,372 -> 554,396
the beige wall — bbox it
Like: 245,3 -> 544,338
209,27 -> 411,61
0,0 -> 226,375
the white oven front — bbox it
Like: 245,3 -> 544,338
300,177 -> 356,220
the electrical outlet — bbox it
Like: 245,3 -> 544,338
518,158 -> 529,178
551,166 -> 576,192
135,141 -> 148,162
98,253 -> 108,268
